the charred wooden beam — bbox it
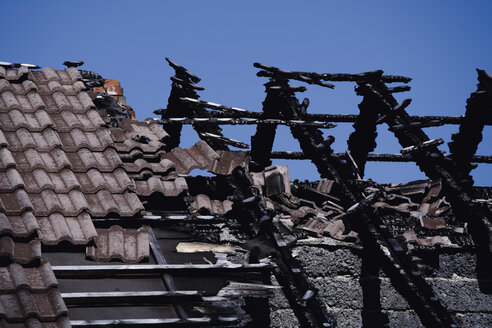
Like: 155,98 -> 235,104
161,58 -> 228,151
347,79 -> 383,177
200,132 -> 249,149
345,193 -> 459,328
156,106 -> 486,125
254,63 -> 335,88
265,78 -> 358,206
180,97 -> 248,113
357,76 -> 492,297
62,291 -> 202,306
448,69 -> 492,187
158,117 -> 336,128
264,75 -> 459,327
270,151 -> 492,163
227,166 -> 336,328
255,63 -> 411,83
250,78 -> 294,171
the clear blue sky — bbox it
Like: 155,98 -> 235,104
2,0 -> 491,185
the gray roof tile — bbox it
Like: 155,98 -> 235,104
0,212 -> 38,238
0,316 -> 71,327
0,259 -> 57,292
0,238 -> 41,265
36,213 -> 97,245
161,140 -> 219,174
189,194 -> 233,215
0,66 -> 28,81
0,288 -> 67,322
86,226 -> 149,263
134,176 -> 188,197
209,150 -> 249,175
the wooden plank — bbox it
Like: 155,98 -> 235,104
70,317 -> 239,327
62,291 -> 201,306
52,263 -> 273,277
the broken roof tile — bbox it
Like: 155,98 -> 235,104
322,219 -> 358,241
264,165 -> 290,196
161,140 -> 219,174
86,226 -> 149,263
422,179 -> 442,203
316,179 -> 334,194
385,179 -> 431,196
250,165 -> 291,196
134,176 -> 188,197
419,216 -> 447,230
0,238 -> 41,265
0,259 -> 57,292
209,150 -> 249,175
36,213 -> 97,245
189,194 -> 233,215
402,229 -> 454,247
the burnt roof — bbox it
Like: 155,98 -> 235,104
0,60 -> 490,327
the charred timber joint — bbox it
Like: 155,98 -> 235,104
165,57 -> 201,83
170,76 -> 204,90
401,139 -> 444,155
375,99 -> 413,124
199,132 -> 249,149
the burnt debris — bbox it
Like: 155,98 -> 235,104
151,60 -> 491,328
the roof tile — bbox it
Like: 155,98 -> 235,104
3,147 -> 122,173
122,158 -> 175,177
189,194 -> 233,215
161,140 -> 219,174
50,109 -> 105,132
0,316 -> 71,327
86,226 -> 149,263
0,259 -> 57,292
0,212 -> 38,238
134,176 -> 188,196
0,109 -> 54,131
0,67 -> 28,81
3,128 -> 62,151
36,213 -> 97,245
56,128 -> 113,151
1,163 -> 138,220
0,288 -> 67,322
209,150 -> 249,175
83,191 -> 143,217
0,238 -> 41,265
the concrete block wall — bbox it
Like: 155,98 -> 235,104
270,237 -> 492,327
